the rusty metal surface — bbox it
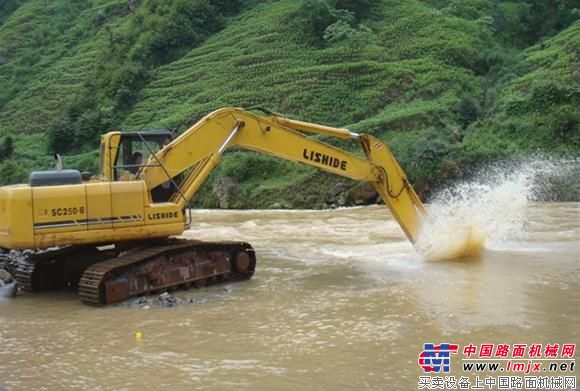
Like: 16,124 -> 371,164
233,251 -> 251,273
78,239 -> 256,306
104,279 -> 129,304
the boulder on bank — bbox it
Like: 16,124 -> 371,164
328,182 -> 346,197
212,176 -> 240,209
347,182 -> 378,205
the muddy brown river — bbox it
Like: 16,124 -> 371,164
0,203 -> 578,390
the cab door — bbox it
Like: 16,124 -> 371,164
85,182 -> 113,231
110,181 -> 146,228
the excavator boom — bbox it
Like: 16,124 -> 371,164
141,108 -> 426,243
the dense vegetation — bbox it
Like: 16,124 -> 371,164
0,0 -> 578,206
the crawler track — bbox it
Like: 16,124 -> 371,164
78,239 -> 255,306
14,245 -> 113,292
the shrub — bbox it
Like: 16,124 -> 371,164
0,136 -> 14,160
455,94 -> 480,129
209,0 -> 241,16
0,0 -> 23,25
130,0 -> 225,66
0,160 -> 27,185
289,0 -> 354,46
323,21 -> 372,47
218,152 -> 290,182
332,0 -> 375,19
524,0 -> 579,43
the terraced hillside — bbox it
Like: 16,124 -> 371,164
0,0 -> 578,205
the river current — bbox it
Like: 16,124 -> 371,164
0,201 -> 578,390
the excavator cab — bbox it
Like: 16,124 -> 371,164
99,130 -> 184,203
101,130 -> 173,181
99,130 -> 173,182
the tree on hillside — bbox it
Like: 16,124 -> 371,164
524,0 -> 579,43
333,0 -> 375,18
0,0 -> 23,23
0,136 -> 14,161
289,0 -> 357,46
47,0 -> 235,153
209,0 -> 241,15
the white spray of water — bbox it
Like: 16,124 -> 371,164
415,158 -> 571,261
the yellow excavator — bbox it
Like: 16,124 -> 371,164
0,107 -> 426,305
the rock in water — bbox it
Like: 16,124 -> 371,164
0,267 -> 17,298
0,268 -> 12,283
158,292 -> 178,308
0,281 -> 17,298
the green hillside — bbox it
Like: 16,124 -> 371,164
0,0 -> 578,206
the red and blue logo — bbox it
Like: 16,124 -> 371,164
418,343 -> 459,373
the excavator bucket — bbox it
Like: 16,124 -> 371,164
362,134 -> 487,261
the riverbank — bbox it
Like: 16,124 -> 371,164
194,157 -> 580,209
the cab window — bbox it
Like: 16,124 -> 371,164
113,134 -> 171,181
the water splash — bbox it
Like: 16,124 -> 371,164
415,158 -> 574,261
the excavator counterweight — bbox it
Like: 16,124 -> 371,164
0,108 -> 426,305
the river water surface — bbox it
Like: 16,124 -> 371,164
0,203 -> 579,390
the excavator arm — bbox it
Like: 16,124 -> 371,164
141,108 -> 426,244
0,107 -> 429,305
